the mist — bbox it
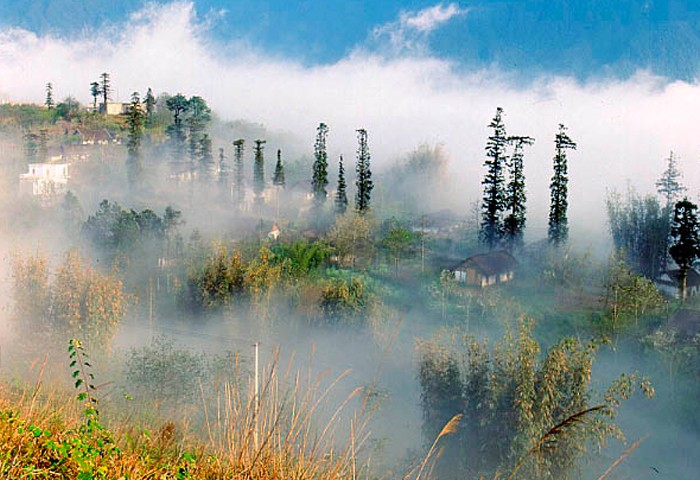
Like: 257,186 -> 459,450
1,1 -> 700,238
0,1 -> 699,479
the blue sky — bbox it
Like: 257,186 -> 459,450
1,0 -> 700,231
1,0 -> 700,81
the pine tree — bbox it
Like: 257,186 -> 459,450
656,151 -> 686,209
253,139 -> 267,205
186,96 -> 211,174
233,139 -> 245,209
197,133 -> 215,182
126,91 -> 145,190
480,107 -> 508,249
165,93 -> 189,162
44,82 -> 54,110
503,135 -> 534,251
656,152 -> 685,271
670,198 -> 700,300
335,155 -> 348,215
548,124 -> 577,247
312,122 -> 329,207
99,72 -> 111,111
273,149 -> 285,187
355,129 -> 373,213
90,82 -> 100,111
218,147 -> 229,188
143,88 -> 156,125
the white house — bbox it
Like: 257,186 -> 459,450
100,102 -> 130,115
19,163 -> 69,197
451,251 -> 518,287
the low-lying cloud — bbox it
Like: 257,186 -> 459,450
1,1 -> 699,242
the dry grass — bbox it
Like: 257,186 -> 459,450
0,350 -> 374,479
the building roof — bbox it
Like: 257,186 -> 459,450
658,268 -> 700,288
452,250 -> 518,277
667,309 -> 700,337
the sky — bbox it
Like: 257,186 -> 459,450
1,0 -> 700,239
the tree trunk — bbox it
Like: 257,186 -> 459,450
680,268 -> 688,301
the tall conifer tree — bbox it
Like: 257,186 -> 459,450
253,140 -> 267,205
99,72 -> 111,110
480,107 -> 508,249
312,123 -> 330,207
197,133 -> 214,182
218,147 -> 229,189
273,149 -> 285,188
503,136 -> 534,250
656,151 -> 685,209
335,155 -> 348,215
233,139 -> 245,209
45,82 -> 54,110
656,151 -> 685,270
165,93 -> 189,162
548,124 -> 577,247
126,92 -> 145,190
143,88 -> 156,126
90,82 -> 100,110
355,129 -> 373,213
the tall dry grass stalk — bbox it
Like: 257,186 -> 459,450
404,413 -> 463,480
199,347 -> 376,479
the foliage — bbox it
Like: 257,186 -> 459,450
669,198 -> 700,299
99,72 -> 111,108
312,122 -> 329,207
335,155 -> 348,214
10,251 -> 51,342
197,133 -> 215,182
11,250 -> 128,353
271,240 -> 331,277
125,336 -> 209,407
656,151 -> 685,208
186,95 -> 211,168
126,91 -> 146,190
253,139 -> 267,204
355,128 -> 373,213
417,319 -> 654,480
503,136 -> 534,251
606,188 -> 669,279
548,124 -> 577,247
319,276 -> 373,324
382,219 -> 417,276
601,255 -> 664,339
165,93 -> 189,160
44,82 -> 54,110
326,211 -> 375,268
273,148 -> 285,187
52,251 -> 128,351
83,200 -> 181,259
481,107 -> 508,250
233,139 -> 245,209
182,243 -> 247,312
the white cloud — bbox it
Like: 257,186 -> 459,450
402,3 -> 467,33
1,1 -> 699,242
367,2 -> 468,56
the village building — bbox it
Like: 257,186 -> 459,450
451,250 -> 518,287
99,102 -> 130,116
19,162 -> 69,199
656,268 -> 700,299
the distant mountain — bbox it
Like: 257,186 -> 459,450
1,0 -> 699,81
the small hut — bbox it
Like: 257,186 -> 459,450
451,251 -> 517,287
